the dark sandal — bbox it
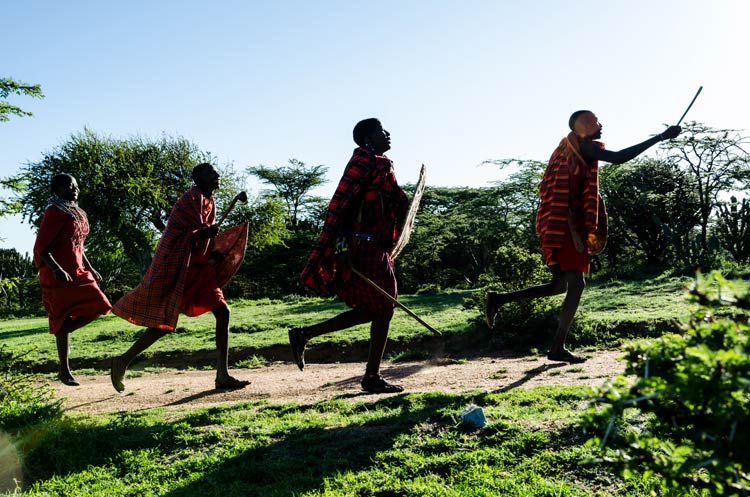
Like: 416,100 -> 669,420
547,349 -> 587,364
288,327 -> 307,371
58,374 -> 80,387
360,375 -> 404,394
215,376 -> 251,390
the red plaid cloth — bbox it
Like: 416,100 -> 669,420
301,147 -> 408,315
34,205 -> 111,334
536,133 -> 603,269
113,186 -> 224,330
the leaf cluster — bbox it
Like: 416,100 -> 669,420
583,272 -> 750,495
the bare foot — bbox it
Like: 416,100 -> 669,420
110,357 -> 126,393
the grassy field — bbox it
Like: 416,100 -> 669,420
7,387 -> 679,497
2,275 -> 718,496
0,275 -> 699,379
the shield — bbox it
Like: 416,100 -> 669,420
213,222 -> 249,287
391,164 -> 427,260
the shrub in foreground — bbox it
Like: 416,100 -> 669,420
583,272 -> 750,496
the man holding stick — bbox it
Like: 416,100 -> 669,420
485,111 -> 681,363
110,162 -> 249,391
290,118 -> 410,394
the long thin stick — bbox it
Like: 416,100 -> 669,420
676,86 -> 703,126
351,268 -> 442,336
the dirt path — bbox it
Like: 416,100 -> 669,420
50,350 -> 627,415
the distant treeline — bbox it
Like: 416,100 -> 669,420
1,122 -> 749,317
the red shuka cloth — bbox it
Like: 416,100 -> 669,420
301,147 -> 409,315
535,133 -> 604,273
33,205 -> 111,334
112,187 -> 226,330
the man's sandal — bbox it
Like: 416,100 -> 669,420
215,376 -> 251,390
360,374 -> 404,394
547,349 -> 587,364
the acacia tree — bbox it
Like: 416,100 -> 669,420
663,122 -> 750,252
247,159 -> 328,228
0,77 -> 44,122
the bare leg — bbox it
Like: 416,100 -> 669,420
304,308 -> 372,339
486,266 -> 566,328
110,327 -> 168,392
547,270 -> 586,363
289,308 -> 371,371
214,305 -> 249,389
55,316 -> 98,386
361,312 -> 403,394
55,327 -> 76,385
364,314 -> 393,376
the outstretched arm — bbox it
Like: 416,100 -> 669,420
581,125 -> 681,164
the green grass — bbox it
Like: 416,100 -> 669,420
0,275 -> 705,377
7,387 -> 674,497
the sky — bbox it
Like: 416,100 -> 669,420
2,0 -> 749,255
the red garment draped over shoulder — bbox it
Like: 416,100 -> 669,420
33,204 -> 111,334
112,186 -> 226,330
535,132 -> 604,273
301,147 -> 409,315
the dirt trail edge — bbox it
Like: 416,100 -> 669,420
50,350 -> 627,414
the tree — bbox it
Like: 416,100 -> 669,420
247,159 -> 328,228
715,196 -> 750,263
0,77 -> 44,122
7,129 -> 218,276
600,158 -> 700,267
663,122 -> 750,252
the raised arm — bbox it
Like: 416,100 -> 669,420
581,125 -> 681,164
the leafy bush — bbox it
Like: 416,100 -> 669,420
0,347 -> 63,433
583,272 -> 750,496
467,245 -> 558,335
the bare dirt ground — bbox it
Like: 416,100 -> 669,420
50,350 -> 627,415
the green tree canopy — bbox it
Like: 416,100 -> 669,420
9,129 -> 216,273
0,77 -> 44,122
247,159 -> 328,228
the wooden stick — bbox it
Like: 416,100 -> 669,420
351,268 -> 442,336
216,191 -> 248,228
676,86 -> 703,126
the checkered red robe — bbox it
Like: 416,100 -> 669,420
301,147 -> 409,315
536,132 -> 603,266
112,186 -> 217,330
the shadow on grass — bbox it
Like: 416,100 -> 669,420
22,394 -> 469,497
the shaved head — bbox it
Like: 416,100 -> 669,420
569,110 -> 601,139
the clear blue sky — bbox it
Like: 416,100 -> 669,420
2,0 -> 748,255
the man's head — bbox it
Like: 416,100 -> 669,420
192,162 -> 221,193
353,118 -> 391,154
51,173 -> 79,202
569,110 -> 602,140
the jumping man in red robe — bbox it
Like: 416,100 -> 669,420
110,163 -> 249,392
485,111 -> 681,363
34,173 -> 111,386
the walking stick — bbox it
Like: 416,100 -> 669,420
351,267 -> 442,336
676,86 -> 703,126
216,191 -> 248,229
